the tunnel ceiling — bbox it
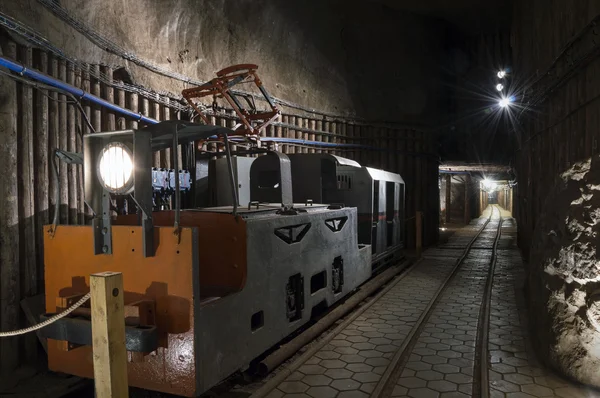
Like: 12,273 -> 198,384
367,0 -> 513,34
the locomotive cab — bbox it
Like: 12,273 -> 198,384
288,154 -> 406,270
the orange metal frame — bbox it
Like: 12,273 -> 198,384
182,64 -> 280,143
44,211 -> 247,397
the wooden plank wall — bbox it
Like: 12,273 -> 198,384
0,38 -> 439,374
512,0 -> 600,258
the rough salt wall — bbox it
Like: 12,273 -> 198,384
529,156 -> 600,386
0,0 -> 448,124
512,0 -> 600,258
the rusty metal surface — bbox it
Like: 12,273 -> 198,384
44,225 -> 198,397
117,211 -> 248,297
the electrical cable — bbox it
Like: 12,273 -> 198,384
0,68 -> 95,135
0,293 -> 90,337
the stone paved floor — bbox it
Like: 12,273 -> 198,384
265,208 -> 600,398
392,218 -> 499,398
488,219 -> 594,398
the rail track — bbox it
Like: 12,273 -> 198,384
369,205 -> 503,398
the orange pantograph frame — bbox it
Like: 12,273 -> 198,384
182,64 -> 280,143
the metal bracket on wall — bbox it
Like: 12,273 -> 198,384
92,191 -> 113,255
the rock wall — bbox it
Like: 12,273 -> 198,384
0,0 -> 449,123
529,156 -> 600,386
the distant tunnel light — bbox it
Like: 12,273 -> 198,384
497,70 -> 507,79
482,179 -> 497,191
496,83 -> 504,91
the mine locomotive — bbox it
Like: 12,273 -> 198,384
40,65 -> 406,397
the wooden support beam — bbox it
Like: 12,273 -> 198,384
416,211 -> 423,256
90,272 -> 129,398
445,174 -> 451,224
464,176 -> 471,224
0,38 -> 20,376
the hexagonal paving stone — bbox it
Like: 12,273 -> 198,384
352,372 -> 380,383
406,361 -> 432,371
287,372 -> 305,381
306,386 -> 338,398
279,381 -> 309,394
345,363 -> 372,373
416,370 -> 444,381
265,389 -> 284,398
330,379 -> 360,391
490,379 -> 520,393
437,351 -> 462,359
305,357 -> 321,365
428,380 -> 458,392
363,331 -> 385,338
520,383 -> 553,397
359,350 -> 383,358
414,348 -> 437,356
337,391 -> 369,398
346,335 -> 369,343
330,339 -> 353,347
352,342 -> 376,350
391,385 -> 409,397
376,345 -> 397,353
432,364 -> 460,374
315,351 -> 341,360
445,373 -> 472,384
408,387 -> 441,398
324,368 -> 353,379
320,359 -> 347,369
491,362 -> 516,374
365,357 -> 390,367
299,365 -> 327,375
397,376 -> 427,389
504,373 -> 534,385
439,391 -> 469,398
502,356 -> 530,367
334,346 -> 359,355
338,354 -> 365,364
303,375 -> 333,387
422,356 -> 449,365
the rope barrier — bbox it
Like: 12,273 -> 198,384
0,293 -> 90,337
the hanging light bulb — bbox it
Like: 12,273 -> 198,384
496,83 -> 504,91
498,97 -> 512,108
497,70 -> 507,79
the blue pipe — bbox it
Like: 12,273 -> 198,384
0,55 -> 158,125
438,170 -> 471,175
0,55 -> 433,156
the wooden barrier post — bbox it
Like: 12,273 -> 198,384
91,272 -> 129,398
416,211 -> 423,256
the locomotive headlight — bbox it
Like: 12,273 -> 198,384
97,142 -> 134,194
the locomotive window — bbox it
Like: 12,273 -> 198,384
337,174 -> 353,190
258,170 -> 280,189
251,310 -> 264,331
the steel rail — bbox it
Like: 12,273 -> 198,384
474,206 -> 503,398
371,206 -> 499,398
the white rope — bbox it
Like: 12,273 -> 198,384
0,293 -> 91,337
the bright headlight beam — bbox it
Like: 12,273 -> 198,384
98,143 -> 133,193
